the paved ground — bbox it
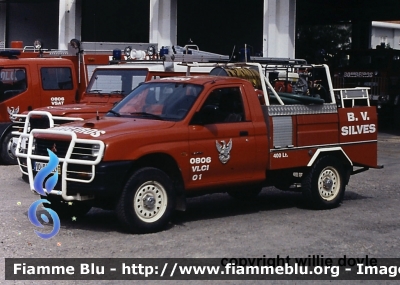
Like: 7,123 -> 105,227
0,129 -> 399,285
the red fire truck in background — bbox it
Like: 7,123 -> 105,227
332,47 -> 400,128
11,44 -> 225,171
0,39 -> 157,164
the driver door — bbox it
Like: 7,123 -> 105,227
187,85 -> 256,188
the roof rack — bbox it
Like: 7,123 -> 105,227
164,45 -> 230,62
168,53 -> 307,66
249,56 -> 307,65
108,43 -> 308,66
165,53 -> 230,63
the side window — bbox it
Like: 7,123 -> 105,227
0,68 -> 27,102
198,87 -> 245,124
41,67 -> 73,90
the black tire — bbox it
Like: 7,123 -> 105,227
40,195 -> 92,219
116,167 -> 175,234
302,155 -> 345,209
0,131 -> 18,165
228,185 -> 262,200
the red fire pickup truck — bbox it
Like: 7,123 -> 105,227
18,60 -> 381,234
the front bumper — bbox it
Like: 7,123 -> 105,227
13,111 -> 83,176
20,129 -> 106,201
65,160 -> 133,197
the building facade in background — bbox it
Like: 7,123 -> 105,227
0,0 -> 295,58
0,1 -> 399,58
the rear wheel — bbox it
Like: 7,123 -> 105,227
116,167 -> 175,234
302,156 -> 345,209
1,132 -> 18,165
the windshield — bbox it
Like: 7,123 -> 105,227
86,69 -> 147,95
0,67 -> 27,102
108,81 -> 203,121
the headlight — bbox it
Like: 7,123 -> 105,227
91,144 -> 100,157
70,39 -> 81,50
124,46 -> 132,59
147,45 -> 156,57
31,138 -> 36,154
33,39 -> 42,50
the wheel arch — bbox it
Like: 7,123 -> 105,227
0,123 -> 13,143
307,147 -> 352,185
308,147 -> 352,167
131,153 -> 186,210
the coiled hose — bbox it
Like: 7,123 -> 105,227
211,67 -> 262,90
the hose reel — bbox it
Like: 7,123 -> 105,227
210,67 -> 262,90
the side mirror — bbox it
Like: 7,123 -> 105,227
190,105 -> 219,125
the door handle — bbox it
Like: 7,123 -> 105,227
239,130 -> 248,136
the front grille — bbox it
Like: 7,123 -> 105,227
34,139 -> 70,158
24,128 -> 105,199
30,117 -> 51,129
66,164 -> 93,180
34,139 -> 100,162
71,143 -> 94,160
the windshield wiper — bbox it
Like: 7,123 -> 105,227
108,110 -> 120,117
111,90 -> 124,94
130,112 -> 163,120
89,89 -> 102,93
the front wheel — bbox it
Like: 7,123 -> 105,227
116,167 -> 175,234
302,156 -> 345,209
0,132 -> 18,165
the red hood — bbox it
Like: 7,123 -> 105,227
29,102 -> 117,118
49,116 -> 176,140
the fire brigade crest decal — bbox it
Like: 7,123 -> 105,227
7,106 -> 19,121
216,139 -> 232,164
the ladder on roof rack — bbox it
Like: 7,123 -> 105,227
166,53 -> 307,65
